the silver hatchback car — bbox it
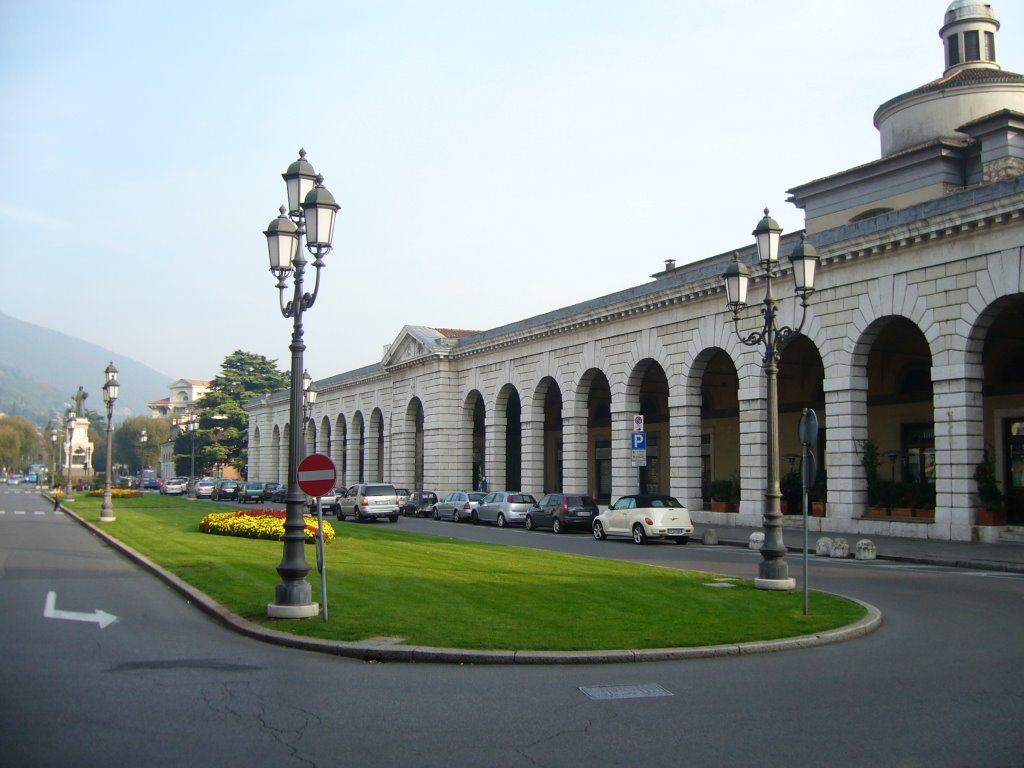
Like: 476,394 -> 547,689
472,491 -> 537,527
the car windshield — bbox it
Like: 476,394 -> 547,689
644,495 -> 682,508
468,493 -> 486,502
365,485 -> 395,495
509,494 -> 535,503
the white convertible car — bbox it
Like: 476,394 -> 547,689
592,494 -> 693,544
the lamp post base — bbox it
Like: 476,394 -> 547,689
267,602 -> 320,619
754,577 -> 796,591
99,514 -> 116,523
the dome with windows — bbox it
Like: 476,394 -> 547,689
874,1 -> 1024,156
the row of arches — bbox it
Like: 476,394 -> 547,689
249,295 -> 1024,532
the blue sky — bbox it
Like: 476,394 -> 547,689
2,0 -> 1020,388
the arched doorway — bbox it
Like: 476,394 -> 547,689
699,349 -> 740,509
634,360 -> 669,495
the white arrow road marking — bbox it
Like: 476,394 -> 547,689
43,591 -> 118,629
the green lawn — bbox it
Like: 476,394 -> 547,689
65,494 -> 865,651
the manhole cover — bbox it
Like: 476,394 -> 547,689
579,683 -> 673,700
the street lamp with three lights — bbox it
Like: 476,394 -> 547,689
722,209 -> 819,590
263,149 -> 340,618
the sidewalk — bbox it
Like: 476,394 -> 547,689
696,522 -> 1024,574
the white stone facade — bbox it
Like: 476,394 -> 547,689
245,4 -> 1024,543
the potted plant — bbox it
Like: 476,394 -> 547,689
780,470 -> 802,515
973,449 -> 1007,526
810,469 -> 827,516
860,439 -> 887,516
708,479 -> 736,513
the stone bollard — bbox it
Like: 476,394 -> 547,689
702,528 -> 719,545
815,537 -> 833,556
830,537 -> 850,558
748,532 -> 765,550
855,539 -> 877,561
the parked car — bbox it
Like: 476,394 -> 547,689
525,493 -> 600,533
338,483 -> 401,522
141,478 -> 162,491
473,491 -> 537,527
238,481 -> 267,504
161,477 -> 189,495
211,479 -> 240,501
402,490 -> 438,517
394,487 -> 411,510
192,479 -> 216,499
307,485 -> 343,514
433,491 -> 486,522
262,482 -> 286,503
592,493 -> 693,545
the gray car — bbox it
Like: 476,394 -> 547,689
338,483 -> 401,523
472,491 -> 537,527
433,491 -> 486,522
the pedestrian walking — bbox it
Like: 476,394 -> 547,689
53,485 -> 63,511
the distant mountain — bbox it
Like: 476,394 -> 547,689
0,312 -> 174,428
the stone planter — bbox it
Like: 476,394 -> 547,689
810,501 -> 826,517
913,508 -> 935,520
711,500 -> 737,513
976,507 -> 1007,526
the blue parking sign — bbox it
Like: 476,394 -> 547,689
631,431 -> 647,450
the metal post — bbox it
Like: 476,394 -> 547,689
100,404 -> 116,521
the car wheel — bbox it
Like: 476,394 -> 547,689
632,523 -> 648,545
389,514 -> 399,523
497,513 -> 506,528
672,536 -> 690,545
338,508 -> 346,521
354,507 -> 363,523
433,508 -> 440,520
471,511 -> 479,525
593,520 -> 607,540
525,515 -> 535,531
452,509 -> 459,522
552,517 -> 563,534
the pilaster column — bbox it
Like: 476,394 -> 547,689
521,419 -> 545,496
561,411 -> 588,495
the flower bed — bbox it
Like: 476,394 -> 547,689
84,488 -> 143,499
199,508 -> 335,544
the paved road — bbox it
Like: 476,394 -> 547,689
2,488 -> 1022,767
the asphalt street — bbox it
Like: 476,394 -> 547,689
2,485 -> 1023,768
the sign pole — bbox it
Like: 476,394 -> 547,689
316,497 -> 328,621
798,408 -> 818,616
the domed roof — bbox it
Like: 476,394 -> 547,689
873,1 -> 1023,156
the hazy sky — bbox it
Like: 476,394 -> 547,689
3,0 -> 1021,390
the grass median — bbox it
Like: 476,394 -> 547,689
65,494 -> 865,651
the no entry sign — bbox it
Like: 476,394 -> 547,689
296,453 -> 337,497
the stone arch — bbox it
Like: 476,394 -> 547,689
463,390 -> 486,491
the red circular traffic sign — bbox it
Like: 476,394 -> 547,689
296,453 -> 337,497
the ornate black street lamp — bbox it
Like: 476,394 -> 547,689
99,362 -> 119,522
722,209 -> 819,590
263,149 -> 340,618
64,410 -> 76,502
302,369 -> 318,432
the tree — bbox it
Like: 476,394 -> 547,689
0,415 -> 40,473
112,416 -> 170,476
194,351 -> 289,477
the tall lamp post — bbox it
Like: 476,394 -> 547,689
99,362 -> 120,522
50,428 -> 58,487
64,410 -> 77,502
302,369 -> 318,433
722,209 -> 819,591
139,428 -> 148,481
263,149 -> 340,618
186,406 -> 199,482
